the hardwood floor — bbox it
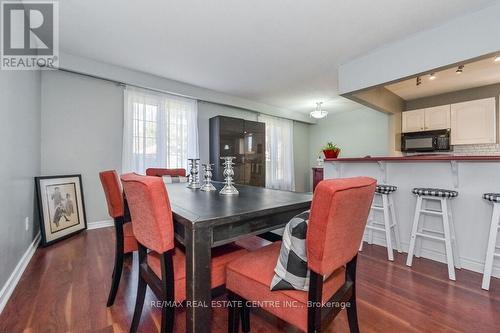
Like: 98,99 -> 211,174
1,228 -> 499,332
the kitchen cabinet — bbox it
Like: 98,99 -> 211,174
402,109 -> 425,132
450,97 -> 496,145
402,105 -> 451,133
425,105 -> 451,131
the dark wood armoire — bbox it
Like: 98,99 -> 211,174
209,116 -> 266,187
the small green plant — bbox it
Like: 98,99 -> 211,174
323,142 -> 340,151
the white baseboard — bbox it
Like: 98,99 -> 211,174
87,219 -> 114,230
364,234 -> 500,279
0,233 -> 41,314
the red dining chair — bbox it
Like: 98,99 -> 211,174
121,173 -> 248,333
145,168 -> 186,177
226,177 -> 376,333
99,170 -> 139,307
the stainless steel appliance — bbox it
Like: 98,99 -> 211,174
401,129 -> 451,152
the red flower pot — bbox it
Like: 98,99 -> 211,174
323,149 -> 340,159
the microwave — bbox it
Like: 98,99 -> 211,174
401,129 -> 451,152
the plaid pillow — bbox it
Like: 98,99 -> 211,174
162,175 -> 188,184
270,210 -> 310,291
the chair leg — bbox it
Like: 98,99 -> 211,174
407,196 -> 422,267
441,199 -> 456,281
346,296 -> 360,333
240,299 -> 250,333
382,194 -> 394,261
129,274 -> 147,333
107,221 -> 125,307
482,203 -> 500,290
227,292 -> 240,333
415,199 -> 425,259
389,195 -> 402,253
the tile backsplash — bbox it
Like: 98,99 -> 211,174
452,143 -> 500,155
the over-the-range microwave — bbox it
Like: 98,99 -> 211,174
401,129 -> 451,152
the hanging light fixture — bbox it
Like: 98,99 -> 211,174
456,65 -> 464,74
494,56 -> 500,62
310,102 -> 328,119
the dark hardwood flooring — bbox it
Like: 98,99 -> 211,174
1,228 -> 499,332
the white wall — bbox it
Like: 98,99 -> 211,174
309,107 -> 390,175
339,2 -> 500,94
41,71 -> 124,223
41,71 -> 312,224
0,71 -> 41,289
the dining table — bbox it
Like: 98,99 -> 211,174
165,181 -> 312,333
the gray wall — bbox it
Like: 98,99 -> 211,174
41,71 -> 124,223
41,72 -> 312,224
0,71 -> 41,288
309,107 -> 390,189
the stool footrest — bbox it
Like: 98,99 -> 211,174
415,232 -> 444,241
371,206 -> 384,211
419,209 -> 444,216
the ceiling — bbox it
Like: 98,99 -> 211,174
386,56 -> 500,100
58,0 -> 499,114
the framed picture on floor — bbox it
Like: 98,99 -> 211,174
35,175 -> 87,246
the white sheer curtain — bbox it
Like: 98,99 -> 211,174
258,114 -> 295,191
122,87 -> 199,174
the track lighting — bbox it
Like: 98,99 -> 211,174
310,102 -> 328,119
456,65 -> 464,74
495,56 -> 500,62
429,73 -> 436,80
416,76 -> 422,86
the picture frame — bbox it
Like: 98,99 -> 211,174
35,175 -> 87,246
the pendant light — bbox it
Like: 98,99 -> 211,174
310,102 -> 328,119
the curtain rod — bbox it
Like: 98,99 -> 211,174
56,67 -> 310,124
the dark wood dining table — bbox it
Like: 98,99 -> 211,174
165,181 -> 312,333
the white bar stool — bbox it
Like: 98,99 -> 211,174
482,193 -> 500,290
406,188 -> 461,280
359,184 -> 401,261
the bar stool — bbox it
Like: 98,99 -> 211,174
359,184 -> 402,261
407,188 -> 461,280
482,193 -> 500,290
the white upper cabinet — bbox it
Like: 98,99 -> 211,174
402,105 -> 450,133
450,97 -> 496,145
424,105 -> 451,131
402,109 -> 425,133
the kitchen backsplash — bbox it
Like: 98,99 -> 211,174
452,143 -> 500,155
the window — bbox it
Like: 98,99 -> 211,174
258,114 -> 295,191
122,87 -> 199,174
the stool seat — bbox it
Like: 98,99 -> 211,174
412,188 -> 458,198
376,185 -> 397,194
483,193 -> 500,203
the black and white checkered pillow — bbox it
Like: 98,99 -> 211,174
412,188 -> 458,198
162,175 -> 188,184
270,210 -> 311,291
376,184 -> 397,194
483,193 -> 500,203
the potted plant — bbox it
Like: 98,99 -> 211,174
322,142 -> 341,159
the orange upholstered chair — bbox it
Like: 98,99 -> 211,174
226,177 -> 376,333
145,168 -> 186,177
121,173 -> 248,333
99,170 -> 138,307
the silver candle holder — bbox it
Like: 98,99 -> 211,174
187,158 -> 201,189
200,163 -> 217,192
219,156 -> 239,195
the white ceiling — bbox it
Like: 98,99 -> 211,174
58,0 -> 499,114
386,56 -> 500,100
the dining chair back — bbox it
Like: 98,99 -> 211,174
145,168 -> 186,177
121,173 -> 175,253
99,170 -> 138,307
307,177 -> 377,277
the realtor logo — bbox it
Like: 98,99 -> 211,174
1,1 -> 59,70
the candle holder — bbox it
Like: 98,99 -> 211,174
220,156 -> 239,195
200,163 -> 217,192
187,158 -> 201,189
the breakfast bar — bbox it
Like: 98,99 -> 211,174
324,155 -> 500,278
